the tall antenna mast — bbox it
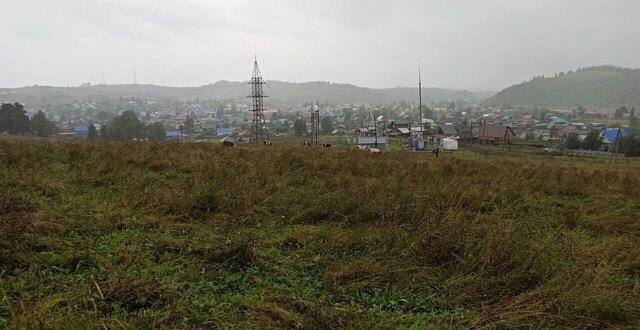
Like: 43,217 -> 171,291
102,70 -> 106,85
248,56 -> 270,143
418,68 -> 423,137
133,68 -> 137,85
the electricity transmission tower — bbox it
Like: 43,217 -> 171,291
248,57 -> 270,143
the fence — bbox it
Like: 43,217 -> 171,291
566,149 -> 625,158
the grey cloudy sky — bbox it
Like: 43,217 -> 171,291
1,0 -> 639,90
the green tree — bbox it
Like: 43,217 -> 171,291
293,118 -> 306,136
622,135 -> 640,157
108,110 -> 145,140
31,110 -> 57,137
87,124 -> 98,140
582,130 -> 603,151
343,108 -> 353,124
320,116 -> 334,134
565,133 -> 581,149
146,122 -> 166,141
614,106 -> 629,119
96,110 -> 114,123
629,107 -> 637,131
100,124 -> 110,139
0,103 -> 31,135
183,117 -> 194,133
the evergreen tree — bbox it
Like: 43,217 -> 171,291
614,106 -> 629,119
293,118 -> 306,136
622,136 -> 640,157
320,116 -> 334,134
565,133 -> 581,149
629,107 -> 638,131
582,130 -> 603,151
0,103 -> 31,135
87,124 -> 98,140
146,122 -> 166,141
108,110 -> 145,140
100,124 -> 110,139
31,110 -> 57,137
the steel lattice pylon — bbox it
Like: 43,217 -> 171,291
248,58 -> 270,143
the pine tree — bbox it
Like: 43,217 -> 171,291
31,110 -> 57,137
87,124 -> 98,140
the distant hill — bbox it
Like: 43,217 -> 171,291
482,66 -> 640,109
0,81 -> 491,109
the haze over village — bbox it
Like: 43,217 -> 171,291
1,1 -> 640,329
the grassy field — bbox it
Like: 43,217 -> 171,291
1,139 -> 639,329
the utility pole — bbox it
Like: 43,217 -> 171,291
248,56 -> 270,143
374,111 -> 378,148
310,101 -> 314,144
418,68 -> 423,138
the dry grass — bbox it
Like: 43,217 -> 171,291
1,139 -> 639,328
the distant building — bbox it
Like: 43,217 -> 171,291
558,125 -> 579,136
357,136 -> 387,149
600,128 -> 628,151
441,137 -> 459,151
196,118 -> 219,130
216,127 -> 235,136
387,120 -> 410,130
548,116 -> 567,129
166,130 -> 184,139
476,123 -> 512,144
74,125 -> 89,133
435,124 -> 458,140
74,125 -> 89,139
521,114 -> 536,123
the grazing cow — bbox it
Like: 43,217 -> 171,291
369,148 -> 381,154
222,139 -> 236,147
322,143 -> 332,148
357,145 -> 369,151
263,141 -> 272,146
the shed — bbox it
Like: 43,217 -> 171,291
356,136 -> 387,149
442,137 -> 459,151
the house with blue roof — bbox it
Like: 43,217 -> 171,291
216,127 -> 235,136
166,130 -> 183,139
547,116 -> 566,129
601,128 -> 628,151
74,125 -> 89,133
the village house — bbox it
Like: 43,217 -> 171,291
435,124 -> 458,141
387,120 -> 410,130
558,125 -> 579,137
166,130 -> 184,139
476,123 -> 513,144
547,116 -> 567,129
600,128 -> 628,151
521,114 -> 536,125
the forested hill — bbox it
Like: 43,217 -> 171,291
0,81 -> 491,108
482,66 -> 640,109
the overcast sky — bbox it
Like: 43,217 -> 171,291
1,0 -> 639,90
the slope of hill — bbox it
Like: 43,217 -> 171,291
0,81 -> 490,108
2,139 -> 639,328
482,66 -> 640,109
